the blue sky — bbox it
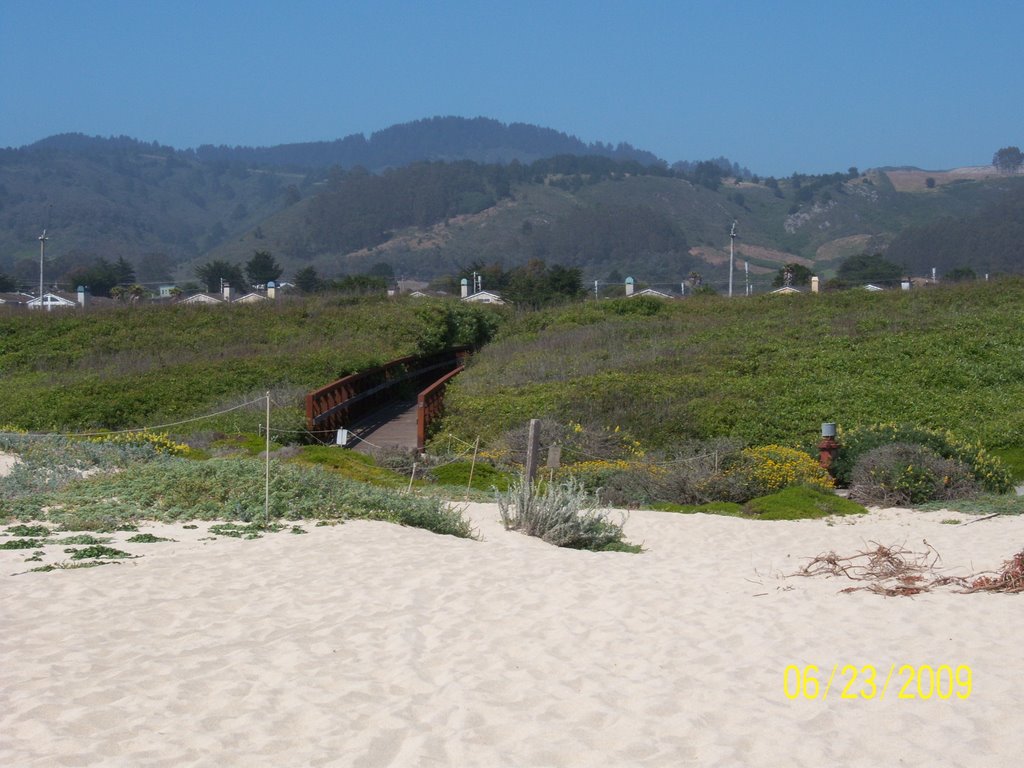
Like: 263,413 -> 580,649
2,0 -> 1021,177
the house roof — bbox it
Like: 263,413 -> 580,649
179,292 -> 225,304
631,288 -> 675,299
26,292 -> 79,308
0,292 -> 33,304
461,290 -> 506,305
770,286 -> 802,295
233,292 -> 269,303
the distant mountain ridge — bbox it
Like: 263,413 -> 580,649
188,116 -> 664,170
2,116 -> 1022,291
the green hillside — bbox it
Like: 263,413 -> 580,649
4,125 -> 1023,296
206,166 -> 1024,291
0,297 -> 502,433
440,279 -> 1024,452
0,135 -> 305,281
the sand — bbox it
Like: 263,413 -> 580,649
0,452 -> 19,477
1,503 -> 1022,767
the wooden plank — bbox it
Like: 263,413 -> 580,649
349,400 -> 419,454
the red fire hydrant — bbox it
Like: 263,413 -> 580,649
818,422 -> 839,476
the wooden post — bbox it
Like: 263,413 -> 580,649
264,391 -> 271,529
524,419 -> 541,484
467,437 -> 480,491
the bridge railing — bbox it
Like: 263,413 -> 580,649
305,346 -> 470,441
416,366 -> 465,450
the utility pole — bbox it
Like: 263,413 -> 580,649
38,230 -> 48,311
728,220 -> 738,298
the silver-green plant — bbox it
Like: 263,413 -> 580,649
496,474 -> 635,551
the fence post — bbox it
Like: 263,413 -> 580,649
525,419 -> 541,484
407,462 -> 418,494
467,437 -> 480,492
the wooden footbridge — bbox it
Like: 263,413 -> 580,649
304,347 -> 469,453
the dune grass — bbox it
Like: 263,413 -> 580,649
0,445 -> 474,538
443,280 -> 1024,453
0,296 -> 502,434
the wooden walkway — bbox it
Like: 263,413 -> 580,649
348,399 -> 419,454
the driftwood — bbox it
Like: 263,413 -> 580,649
963,550 -> 1024,594
795,541 -> 1023,596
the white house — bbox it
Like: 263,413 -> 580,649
462,290 -> 506,305
26,292 -> 79,310
459,276 -> 505,304
178,280 -> 281,306
179,292 -> 225,305
631,287 -> 675,299
233,291 -> 269,304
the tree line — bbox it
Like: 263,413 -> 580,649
888,185 -> 1024,276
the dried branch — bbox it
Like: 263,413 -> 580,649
794,542 -> 1022,596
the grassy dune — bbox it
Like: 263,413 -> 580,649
0,296 -> 502,434
442,279 -> 1024,453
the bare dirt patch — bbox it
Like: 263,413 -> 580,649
885,165 -> 1001,192
736,244 -> 810,267
815,234 -> 875,261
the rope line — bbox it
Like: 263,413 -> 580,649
0,397 -> 268,440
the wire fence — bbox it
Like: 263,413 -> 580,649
0,386 -> 736,500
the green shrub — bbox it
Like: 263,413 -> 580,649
849,443 -> 979,506
496,475 -> 638,552
716,445 -> 833,501
834,424 -> 1011,493
741,486 -> 867,520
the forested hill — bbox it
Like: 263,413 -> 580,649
190,116 -> 664,170
3,117 -> 1023,291
888,185 -> 1024,277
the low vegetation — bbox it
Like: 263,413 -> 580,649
496,475 -> 639,552
0,437 -> 474,539
2,278 -> 1018,545
740,486 -> 866,520
849,443 -> 979,507
444,281 -> 1024,456
831,423 -> 1011,493
0,296 -> 503,433
651,487 -> 867,521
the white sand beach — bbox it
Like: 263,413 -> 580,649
1,503 -> 1022,767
